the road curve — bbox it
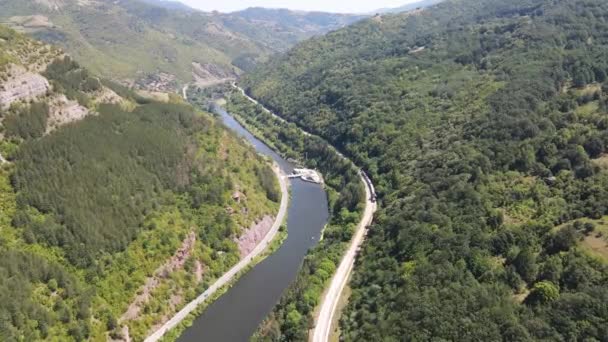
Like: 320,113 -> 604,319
145,164 -> 289,342
232,84 -> 377,342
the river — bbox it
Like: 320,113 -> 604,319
177,107 -> 329,342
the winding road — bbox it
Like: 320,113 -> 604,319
145,165 -> 289,342
233,84 -> 378,342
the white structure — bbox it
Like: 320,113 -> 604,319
288,168 -> 322,184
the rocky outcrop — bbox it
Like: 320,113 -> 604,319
0,65 -> 50,110
235,215 -> 274,258
46,94 -> 90,133
192,62 -> 237,88
92,86 -> 122,105
136,72 -> 177,92
33,0 -> 66,10
8,15 -> 55,30
120,232 -> 197,322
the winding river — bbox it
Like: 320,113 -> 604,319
177,107 -> 330,341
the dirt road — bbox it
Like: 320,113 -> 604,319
144,164 -> 289,342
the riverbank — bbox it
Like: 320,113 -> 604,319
225,89 -> 372,342
233,85 -> 379,341
144,163 -> 289,342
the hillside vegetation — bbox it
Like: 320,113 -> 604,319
243,0 -> 608,340
0,27 -> 279,341
0,0 -> 363,90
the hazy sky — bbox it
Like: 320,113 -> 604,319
179,0 -> 419,13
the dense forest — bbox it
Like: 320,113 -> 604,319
242,0 -> 608,340
0,27 -> 280,341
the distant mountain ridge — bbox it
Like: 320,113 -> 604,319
374,0 -> 444,14
0,0 -> 364,91
138,0 -> 196,12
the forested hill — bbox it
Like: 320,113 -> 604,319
243,0 -> 608,340
374,0 -> 444,14
0,0 -> 364,90
0,27 -> 280,341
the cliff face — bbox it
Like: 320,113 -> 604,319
0,26 -> 124,140
0,65 -> 50,110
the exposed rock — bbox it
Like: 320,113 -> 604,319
8,15 -> 55,29
92,86 -> 123,105
46,94 -> 90,133
235,215 -> 274,258
204,23 -> 240,40
120,232 -> 197,323
194,260 -> 204,283
76,0 -> 97,6
109,325 -> 131,342
0,65 -> 50,110
136,72 -> 177,92
409,46 -> 426,54
192,62 -> 237,88
232,191 -> 246,203
33,0 -> 66,10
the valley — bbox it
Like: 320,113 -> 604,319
3,0 -> 608,341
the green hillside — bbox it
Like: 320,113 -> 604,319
0,27 -> 279,341
0,0 -> 363,90
242,0 -> 608,340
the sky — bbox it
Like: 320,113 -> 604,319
178,0 -> 419,14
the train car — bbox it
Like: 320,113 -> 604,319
360,169 -> 377,202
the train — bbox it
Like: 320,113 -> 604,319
360,169 -> 377,203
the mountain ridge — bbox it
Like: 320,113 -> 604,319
0,0 -> 364,91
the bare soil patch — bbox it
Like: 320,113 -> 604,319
582,234 -> 608,260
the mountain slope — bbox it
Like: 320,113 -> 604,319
225,7 -> 366,52
0,0 -> 364,90
374,0 -> 444,14
0,26 -> 280,341
138,0 -> 196,12
242,0 -> 608,340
